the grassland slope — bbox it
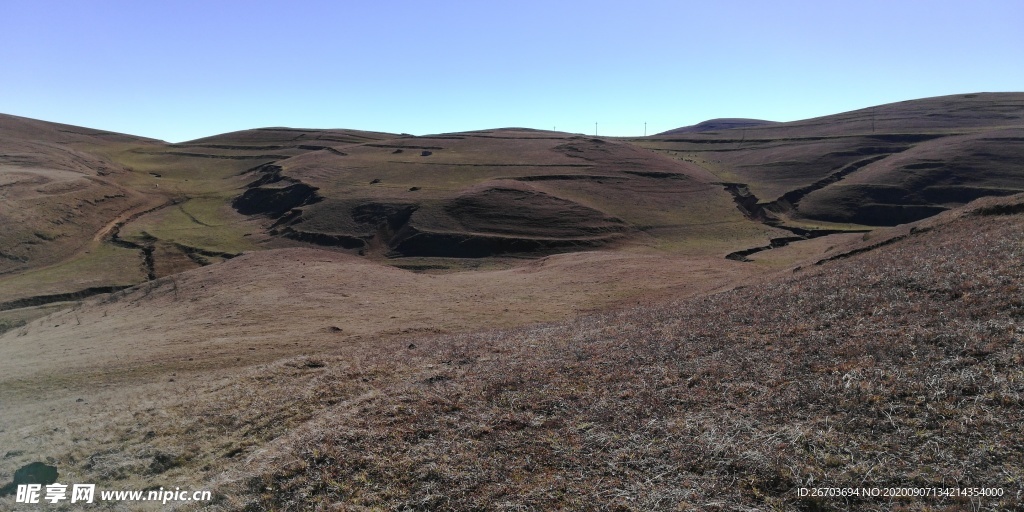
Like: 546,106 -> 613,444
0,114 -> 161,284
0,121 -> 398,308
7,93 -> 1020,310
636,93 -> 1024,229
218,193 -> 1024,511
234,128 -> 776,259
656,118 -> 778,135
0,189 -> 1020,510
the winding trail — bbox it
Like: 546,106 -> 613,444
0,198 -> 183,311
92,198 -> 170,242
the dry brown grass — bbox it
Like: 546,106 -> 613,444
177,196 -> 1023,511
635,93 -> 1024,228
0,247 -> 762,510
3,104 -> 1024,510
0,194 -> 1019,507
2,196 -> 1021,511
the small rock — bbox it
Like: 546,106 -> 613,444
0,462 -> 58,496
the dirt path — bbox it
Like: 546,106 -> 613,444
91,195 -> 174,242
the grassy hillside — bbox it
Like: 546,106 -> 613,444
5,93 -> 1023,311
656,118 -> 778,135
239,129 -> 777,260
219,193 -> 1023,511
0,122 -> 398,307
1,120 -> 789,314
3,96 -> 1024,510
636,93 -> 1024,228
0,114 -> 158,280
1,193 -> 1019,511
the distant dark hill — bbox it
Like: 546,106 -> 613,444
656,118 -> 777,136
730,92 -> 1024,137
796,127 -> 1024,225
181,126 -> 397,148
637,92 -> 1024,227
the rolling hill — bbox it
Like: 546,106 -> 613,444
0,114 -> 159,278
2,191 -> 1021,510
4,93 -> 1022,312
655,118 -> 778,135
0,120 -> 790,315
636,92 -> 1024,228
1,93 -> 1023,510
233,129 -> 752,258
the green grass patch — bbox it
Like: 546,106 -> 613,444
0,317 -> 27,335
120,198 -> 258,254
0,244 -> 145,301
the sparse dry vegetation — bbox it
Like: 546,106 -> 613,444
196,195 -> 1022,511
2,96 -> 1024,511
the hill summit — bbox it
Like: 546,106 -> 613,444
655,117 -> 778,135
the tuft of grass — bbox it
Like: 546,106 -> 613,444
0,318 -> 26,335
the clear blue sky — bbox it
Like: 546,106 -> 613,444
2,0 -> 1021,142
